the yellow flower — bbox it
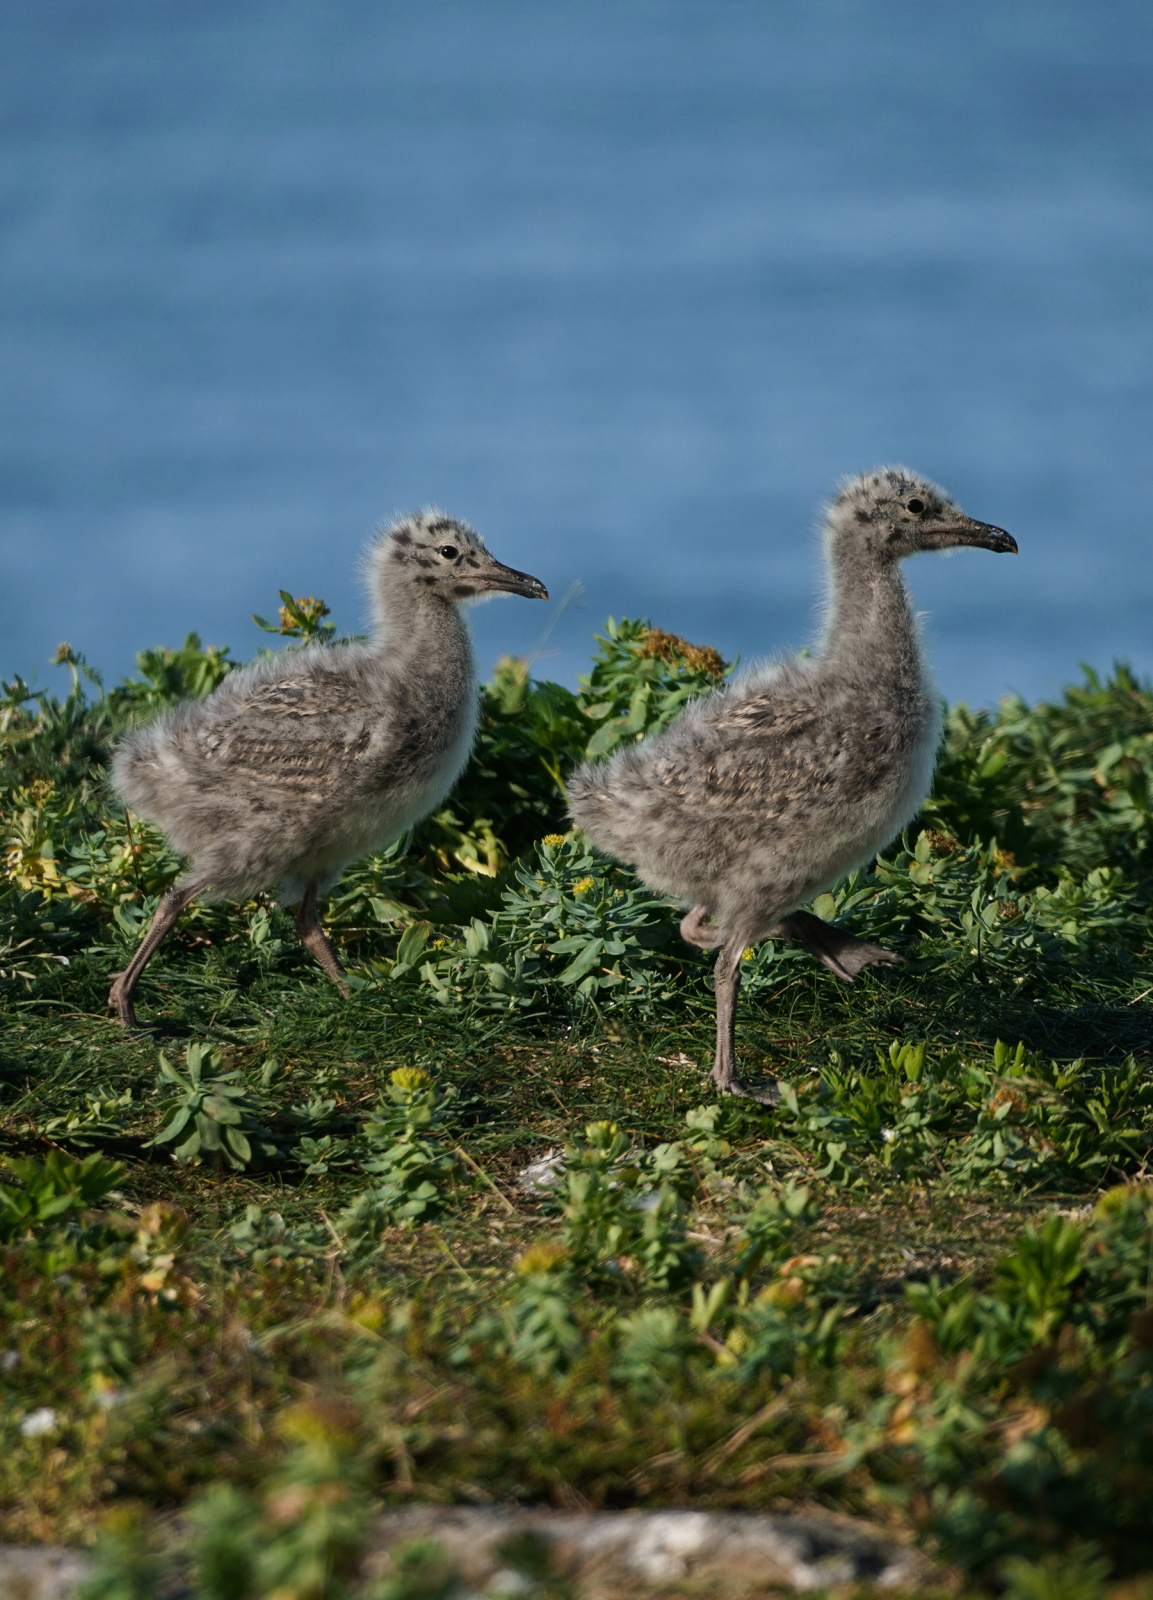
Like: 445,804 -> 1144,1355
1094,1181 -> 1153,1219
278,595 -> 330,633
742,947 -> 755,960
541,833 -> 566,848
276,1397 -> 360,1449
572,876 -> 595,896
515,1241 -> 570,1275
390,1066 -> 431,1092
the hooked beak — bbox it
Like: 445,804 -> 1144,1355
477,561 -> 549,599
923,517 -> 1018,554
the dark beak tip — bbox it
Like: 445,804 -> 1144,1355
969,521 -> 1017,555
513,569 -> 549,600
485,564 -> 549,599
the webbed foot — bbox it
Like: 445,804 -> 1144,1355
108,974 -> 137,1029
773,909 -> 902,983
710,1066 -> 782,1105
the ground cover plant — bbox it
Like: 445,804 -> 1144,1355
1,605 -> 1152,1596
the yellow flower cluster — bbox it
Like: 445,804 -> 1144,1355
390,1066 -> 432,1092
514,1240 -> 571,1275
278,595 -> 330,632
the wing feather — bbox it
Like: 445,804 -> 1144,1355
191,672 -> 376,795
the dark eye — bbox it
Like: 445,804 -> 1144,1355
905,498 -> 925,514
437,545 -> 459,561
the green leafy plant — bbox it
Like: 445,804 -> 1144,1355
418,833 -> 684,1011
577,616 -> 730,761
765,1036 -> 1153,1192
252,591 -> 337,645
502,1241 -> 585,1375
547,1119 -> 702,1293
339,1068 -> 459,1237
122,633 -> 234,709
0,1151 -> 125,1242
76,1508 -> 161,1600
148,1042 -> 277,1171
39,1089 -> 135,1149
226,1205 -> 327,1271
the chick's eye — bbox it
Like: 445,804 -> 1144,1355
437,545 -> 459,561
905,498 -> 925,514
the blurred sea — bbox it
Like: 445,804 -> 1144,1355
2,1 -> 1152,708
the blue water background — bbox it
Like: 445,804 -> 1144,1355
2,1 -> 1152,709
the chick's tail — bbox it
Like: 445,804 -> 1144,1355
567,759 -> 639,860
566,761 -> 611,837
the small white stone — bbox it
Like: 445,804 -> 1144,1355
518,1150 -> 565,1193
19,1407 -> 59,1438
485,1568 -> 532,1595
627,1511 -> 710,1582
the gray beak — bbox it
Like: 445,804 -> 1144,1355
926,518 -> 1018,554
480,562 -> 549,599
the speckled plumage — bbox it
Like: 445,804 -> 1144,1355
109,511 -> 547,1026
569,467 -> 1017,1099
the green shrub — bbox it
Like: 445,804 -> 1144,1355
338,1069 -> 459,1239
0,1151 -> 124,1242
149,1042 -> 278,1171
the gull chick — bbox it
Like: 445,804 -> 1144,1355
109,511 -> 547,1026
568,468 -> 1016,1100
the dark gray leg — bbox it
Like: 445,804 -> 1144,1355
108,878 -> 204,1027
771,909 -> 902,982
295,879 -> 350,997
711,935 -> 780,1104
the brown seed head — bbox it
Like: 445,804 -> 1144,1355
639,627 -> 727,678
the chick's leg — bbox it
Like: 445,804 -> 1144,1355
108,877 -> 203,1028
295,879 -> 350,997
711,935 -> 780,1105
771,909 -> 902,982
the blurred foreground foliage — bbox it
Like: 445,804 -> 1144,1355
2,604 -> 1153,1590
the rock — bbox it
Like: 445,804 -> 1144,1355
362,1506 -> 939,1595
0,1546 -> 90,1600
517,1149 -> 565,1193
0,1507 -> 939,1598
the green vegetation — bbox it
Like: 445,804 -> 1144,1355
2,607 -> 1152,1594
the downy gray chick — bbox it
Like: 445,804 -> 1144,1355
569,468 -> 1016,1101
109,511 -> 547,1026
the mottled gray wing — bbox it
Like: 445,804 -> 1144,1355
197,675 -> 374,795
638,697 -> 828,815
698,692 -> 901,808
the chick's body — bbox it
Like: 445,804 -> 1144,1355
107,509 -> 547,1027
572,650 -> 939,943
114,612 -> 476,905
569,467 -> 1016,1099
